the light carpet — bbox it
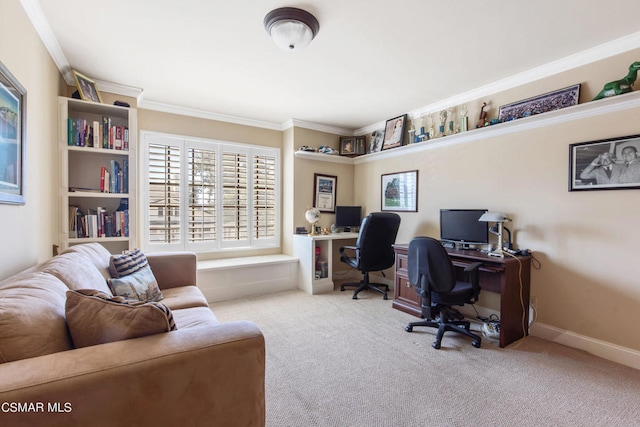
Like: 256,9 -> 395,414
211,289 -> 640,427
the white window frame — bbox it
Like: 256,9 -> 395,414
140,131 -> 280,254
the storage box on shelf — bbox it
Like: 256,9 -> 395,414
58,97 -> 137,254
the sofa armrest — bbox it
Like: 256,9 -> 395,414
146,251 -> 197,289
0,321 -> 265,427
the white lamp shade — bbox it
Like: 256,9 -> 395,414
269,20 -> 314,51
478,212 -> 510,222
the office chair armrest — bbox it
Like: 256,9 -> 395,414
339,245 -> 358,256
463,261 -> 483,273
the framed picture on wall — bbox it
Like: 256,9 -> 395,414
381,170 -> 418,212
0,60 -> 27,205
569,134 -> 640,191
382,114 -> 407,150
313,173 -> 337,213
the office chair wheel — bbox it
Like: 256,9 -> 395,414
383,293 -> 388,300
472,340 -> 481,348
352,295 -> 358,299
405,325 -> 413,332
432,341 -> 441,349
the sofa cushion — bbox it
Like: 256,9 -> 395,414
42,252 -> 113,295
107,265 -> 163,302
109,248 -> 148,278
172,306 -> 219,329
160,285 -> 209,310
0,272 -> 73,363
62,243 -> 113,280
65,289 -> 176,348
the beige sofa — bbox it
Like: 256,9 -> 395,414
0,243 -> 265,427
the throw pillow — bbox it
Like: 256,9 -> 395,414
109,248 -> 148,278
65,289 -> 176,348
107,265 -> 163,302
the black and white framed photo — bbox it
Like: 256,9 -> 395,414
313,173 -> 337,213
382,114 -> 407,150
381,170 -> 418,212
72,70 -> 103,103
0,60 -> 27,205
569,134 -> 640,191
368,129 -> 384,153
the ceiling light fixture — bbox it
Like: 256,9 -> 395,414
263,7 -> 319,51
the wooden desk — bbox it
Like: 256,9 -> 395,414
392,244 -> 531,348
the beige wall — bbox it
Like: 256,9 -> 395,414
0,1 -> 64,278
354,50 -> 640,352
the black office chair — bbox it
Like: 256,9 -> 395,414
404,236 -> 483,349
339,212 -> 401,300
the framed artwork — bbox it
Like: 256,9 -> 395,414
499,84 -> 580,122
0,60 -> 27,205
381,170 -> 418,212
382,114 -> 407,150
72,70 -> 103,103
339,136 -> 365,157
313,173 -> 337,213
569,134 -> 640,191
368,129 -> 384,153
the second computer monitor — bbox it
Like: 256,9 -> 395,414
335,206 -> 362,232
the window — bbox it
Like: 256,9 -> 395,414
141,132 -> 280,253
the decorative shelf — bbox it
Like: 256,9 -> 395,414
295,91 -> 640,165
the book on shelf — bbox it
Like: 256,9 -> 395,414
68,187 -> 102,193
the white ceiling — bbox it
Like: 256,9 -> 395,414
24,0 -> 640,132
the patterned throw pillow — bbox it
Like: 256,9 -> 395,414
108,249 -> 163,302
109,248 -> 148,278
65,289 -> 176,349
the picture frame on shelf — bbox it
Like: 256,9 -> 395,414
499,84 -> 580,122
382,114 -> 407,150
381,170 -> 418,212
0,60 -> 27,205
313,173 -> 337,213
339,136 -> 365,157
569,134 -> 640,191
368,129 -> 384,153
72,70 -> 103,103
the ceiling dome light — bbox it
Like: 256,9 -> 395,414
264,7 -> 319,51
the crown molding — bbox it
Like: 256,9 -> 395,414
20,0 -> 73,84
354,31 -> 640,136
282,119 -> 353,135
138,99 -> 284,131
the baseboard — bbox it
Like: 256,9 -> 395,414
530,322 -> 640,370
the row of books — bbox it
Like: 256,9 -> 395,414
67,116 -> 129,150
100,159 -> 129,193
69,204 -> 129,239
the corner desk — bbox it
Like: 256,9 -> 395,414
293,232 -> 360,295
392,244 -> 531,348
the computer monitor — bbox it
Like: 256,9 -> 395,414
439,209 -> 489,247
335,206 -> 362,232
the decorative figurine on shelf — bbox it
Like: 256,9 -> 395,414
408,120 -> 416,144
593,61 -> 640,100
428,113 -> 435,140
476,102 -> 488,128
439,110 -> 447,137
447,108 -> 454,135
460,104 -> 468,132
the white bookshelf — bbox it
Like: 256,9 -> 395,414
58,97 -> 137,254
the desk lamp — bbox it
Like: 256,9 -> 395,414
478,212 -> 511,257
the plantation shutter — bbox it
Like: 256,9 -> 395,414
253,154 -> 277,239
188,146 -> 216,242
148,143 -> 181,244
221,150 -> 248,243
